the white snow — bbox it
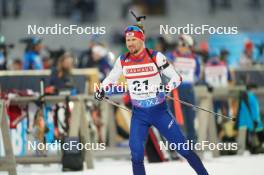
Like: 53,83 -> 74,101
0,154 -> 263,175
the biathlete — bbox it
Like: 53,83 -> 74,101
95,24 -> 209,175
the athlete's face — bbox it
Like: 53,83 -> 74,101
177,40 -> 191,54
126,36 -> 144,55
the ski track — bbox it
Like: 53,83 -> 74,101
0,154 -> 263,175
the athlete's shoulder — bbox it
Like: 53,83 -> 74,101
155,51 -> 165,57
146,48 -> 158,57
111,56 -> 123,69
119,52 -> 129,61
154,51 -> 168,66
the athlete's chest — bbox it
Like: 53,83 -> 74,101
121,53 -> 159,79
123,63 -> 158,78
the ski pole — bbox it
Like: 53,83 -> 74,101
103,96 -> 131,113
166,95 -> 236,122
102,95 -> 236,122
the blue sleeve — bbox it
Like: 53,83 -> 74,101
227,68 -> 232,81
98,58 -> 113,80
23,53 -> 32,70
32,55 -> 43,70
248,92 -> 263,131
49,68 -> 57,86
195,56 -> 201,81
105,57 -> 113,70
166,52 -> 174,62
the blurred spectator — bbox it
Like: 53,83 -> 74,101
167,34 -> 200,142
78,41 -> 96,68
79,44 -> 112,81
91,45 -> 112,80
154,36 -> 169,53
11,59 -> 22,70
46,47 -> 66,68
196,40 -> 209,63
256,42 -> 264,64
240,40 -> 254,67
42,57 -> 53,69
204,50 -> 232,141
22,37 -> 44,70
0,36 -> 7,70
0,35 -> 14,70
1,0 -> 21,18
219,49 -> 229,62
237,85 -> 264,154
47,53 -> 76,94
204,49 -> 231,87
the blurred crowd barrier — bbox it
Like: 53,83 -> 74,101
0,67 -> 264,173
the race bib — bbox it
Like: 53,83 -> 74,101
173,57 -> 196,83
123,63 -> 161,100
205,65 -> 228,87
127,76 -> 161,100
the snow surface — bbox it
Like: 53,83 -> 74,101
0,154 -> 263,175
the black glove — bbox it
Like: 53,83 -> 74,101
94,88 -> 105,101
207,85 -> 214,93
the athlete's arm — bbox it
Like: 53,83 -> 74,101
101,57 -> 123,88
156,52 -> 182,91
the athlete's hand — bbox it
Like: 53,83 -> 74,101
94,88 -> 105,101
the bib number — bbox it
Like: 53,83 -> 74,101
132,80 -> 149,92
